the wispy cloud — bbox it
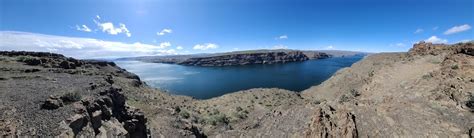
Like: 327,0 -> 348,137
432,26 -> 439,30
157,42 -> 172,49
414,28 -> 424,34
324,45 -> 334,50
93,15 -> 131,37
444,24 -> 471,35
425,36 -> 448,44
176,46 -> 183,50
275,35 -> 288,40
157,28 -> 173,36
0,31 -> 177,59
193,43 -> 219,50
75,25 -> 91,32
272,44 -> 288,49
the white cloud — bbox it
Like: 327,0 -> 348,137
325,45 -> 334,50
425,36 -> 448,44
433,26 -> 439,30
272,44 -> 288,49
193,43 -> 218,50
0,31 -> 178,59
93,16 -> 131,37
157,28 -> 173,36
444,24 -> 471,35
75,25 -> 91,32
176,46 -> 183,50
414,28 -> 424,34
276,35 -> 288,40
96,22 -> 131,37
158,42 -> 171,49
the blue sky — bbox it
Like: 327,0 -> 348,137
0,0 -> 473,58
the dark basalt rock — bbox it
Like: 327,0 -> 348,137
409,41 -> 474,56
42,95 -> 64,110
178,51 -> 320,66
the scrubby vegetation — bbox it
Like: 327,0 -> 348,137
201,109 -> 229,126
179,110 -> 190,119
451,64 -> 459,70
16,56 -> 41,65
61,91 -> 82,103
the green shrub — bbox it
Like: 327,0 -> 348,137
422,74 -> 432,79
179,110 -> 190,119
16,56 -> 30,62
451,64 -> 459,70
232,108 -> 248,120
368,70 -> 375,77
235,106 -> 243,112
61,92 -> 82,103
206,113 -> 229,125
16,56 -> 41,65
339,94 -> 351,103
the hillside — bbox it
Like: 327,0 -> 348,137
0,42 -> 473,137
119,49 -> 337,66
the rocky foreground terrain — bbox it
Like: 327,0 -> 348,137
121,50 -> 331,66
0,42 -> 473,137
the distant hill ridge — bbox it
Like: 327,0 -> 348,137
119,49 -> 368,66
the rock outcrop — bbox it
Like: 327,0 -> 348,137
178,51 -> 318,66
303,42 -> 474,137
120,50 -> 332,66
59,86 -> 148,137
0,51 -> 147,136
305,105 -> 358,137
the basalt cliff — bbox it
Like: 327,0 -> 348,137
0,42 -> 473,137
178,51 -> 327,66
122,50 -> 331,66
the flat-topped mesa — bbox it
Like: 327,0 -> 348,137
178,51 -> 318,66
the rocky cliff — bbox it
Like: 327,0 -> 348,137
178,51 -> 326,66
120,50 -> 331,66
1,42 -> 473,137
0,51 -> 148,136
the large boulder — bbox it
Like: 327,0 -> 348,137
41,95 -> 64,110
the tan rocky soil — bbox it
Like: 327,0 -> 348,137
1,42 -> 473,137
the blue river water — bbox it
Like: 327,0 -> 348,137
115,56 -> 363,99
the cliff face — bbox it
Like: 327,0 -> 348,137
178,51 -> 322,66
119,50 -> 332,66
0,51 -> 148,137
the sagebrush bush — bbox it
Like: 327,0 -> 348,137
179,110 -> 190,119
206,113 -> 229,125
16,56 -> 41,65
61,92 -> 82,103
451,64 -> 459,70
